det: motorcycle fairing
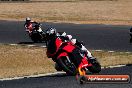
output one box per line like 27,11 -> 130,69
62,42 -> 76,53
47,37 -> 63,58
71,48 -> 93,69
57,52 -> 68,59
27,23 -> 33,31
79,56 -> 92,68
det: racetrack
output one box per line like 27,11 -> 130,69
0,20 -> 132,87
0,20 -> 131,51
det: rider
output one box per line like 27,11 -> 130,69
46,28 -> 93,75
57,31 -> 93,59
46,28 -> 93,59
24,17 -> 43,34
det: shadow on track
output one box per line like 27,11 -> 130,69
17,42 -> 34,44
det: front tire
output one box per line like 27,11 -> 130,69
57,56 -> 77,75
55,63 -> 62,71
88,59 -> 101,73
77,76 -> 87,84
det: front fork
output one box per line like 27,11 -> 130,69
78,67 -> 86,76
76,57 -> 93,84
76,67 -> 87,84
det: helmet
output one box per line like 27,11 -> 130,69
26,17 -> 31,22
66,35 -> 72,40
46,28 -> 56,35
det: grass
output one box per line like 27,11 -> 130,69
0,0 -> 132,25
92,50 -> 132,67
0,45 -> 55,78
0,44 -> 131,78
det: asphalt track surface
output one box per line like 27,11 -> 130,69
0,20 -> 132,51
0,20 -> 132,88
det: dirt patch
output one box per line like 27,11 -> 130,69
0,44 -> 131,78
0,0 -> 132,25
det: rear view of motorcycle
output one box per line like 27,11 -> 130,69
26,23 -> 47,43
130,27 -> 132,43
46,28 -> 101,84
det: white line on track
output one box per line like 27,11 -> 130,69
0,72 -> 65,81
40,46 -> 46,48
2,43 -> 132,54
9,44 -> 18,46
101,65 -> 126,69
9,43 -> 47,48
125,52 -> 131,54
108,51 -> 115,53
93,50 -> 103,52
27,45 -> 36,47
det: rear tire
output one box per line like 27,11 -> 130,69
31,33 -> 42,43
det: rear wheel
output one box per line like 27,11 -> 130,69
57,56 -> 77,75
31,33 -> 42,43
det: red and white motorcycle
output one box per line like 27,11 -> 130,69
46,31 -> 101,76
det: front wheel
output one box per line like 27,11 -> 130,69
55,63 -> 62,71
88,58 -> 101,73
77,76 -> 87,84
57,56 -> 77,75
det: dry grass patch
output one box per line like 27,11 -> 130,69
0,0 -> 132,25
0,44 -> 131,78
0,45 -> 55,78
92,50 -> 132,67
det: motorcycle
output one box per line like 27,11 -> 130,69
46,35 -> 101,76
26,23 -> 47,43
129,28 -> 132,43
130,28 -> 132,37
